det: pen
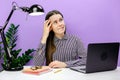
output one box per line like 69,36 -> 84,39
54,69 -> 62,73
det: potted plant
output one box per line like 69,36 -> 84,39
0,23 -> 35,71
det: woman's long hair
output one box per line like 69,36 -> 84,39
45,10 -> 63,65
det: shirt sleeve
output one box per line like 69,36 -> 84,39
65,37 -> 87,67
33,42 -> 46,66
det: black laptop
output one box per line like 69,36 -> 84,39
70,42 -> 119,73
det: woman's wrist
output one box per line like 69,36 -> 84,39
41,36 -> 48,44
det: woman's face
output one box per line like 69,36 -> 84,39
49,14 -> 65,35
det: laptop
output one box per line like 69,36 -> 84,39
70,42 -> 119,73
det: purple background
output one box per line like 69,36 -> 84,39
0,0 -> 120,66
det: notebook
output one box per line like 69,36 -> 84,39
22,66 -> 52,75
70,42 -> 119,73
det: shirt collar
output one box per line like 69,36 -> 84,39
54,34 -> 68,42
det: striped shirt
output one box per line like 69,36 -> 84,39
33,34 -> 87,67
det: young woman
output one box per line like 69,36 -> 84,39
33,10 -> 87,68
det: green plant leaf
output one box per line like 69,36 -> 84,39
11,49 -> 22,58
0,23 -> 36,69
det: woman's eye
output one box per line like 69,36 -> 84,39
59,18 -> 63,22
53,21 -> 57,24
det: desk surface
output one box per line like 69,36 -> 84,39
0,66 -> 120,80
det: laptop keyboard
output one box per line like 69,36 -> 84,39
70,66 -> 86,71
80,68 -> 86,70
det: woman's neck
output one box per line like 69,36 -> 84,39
55,33 -> 64,39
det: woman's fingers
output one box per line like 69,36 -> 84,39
49,62 -> 56,68
48,61 -> 67,68
44,20 -> 52,27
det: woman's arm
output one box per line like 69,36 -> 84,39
65,37 -> 87,67
33,20 -> 52,66
33,42 -> 46,66
48,36 -> 87,68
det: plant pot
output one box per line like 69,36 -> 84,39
3,66 -> 23,71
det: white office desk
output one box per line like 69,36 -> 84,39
0,67 -> 120,80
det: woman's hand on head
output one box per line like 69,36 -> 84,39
41,20 -> 52,44
48,60 -> 67,68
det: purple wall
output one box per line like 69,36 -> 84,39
0,0 -> 120,66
